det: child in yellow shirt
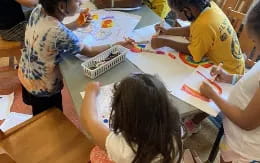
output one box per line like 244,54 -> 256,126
152,0 -> 245,75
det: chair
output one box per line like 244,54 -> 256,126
226,7 -> 245,33
221,0 -> 254,14
226,7 -> 258,67
0,68 -> 20,95
0,37 -> 22,69
0,108 -> 94,163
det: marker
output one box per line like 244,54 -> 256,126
211,62 -> 223,82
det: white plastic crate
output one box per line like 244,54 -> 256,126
81,45 -> 128,79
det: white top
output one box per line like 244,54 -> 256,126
224,61 -> 260,160
106,132 -> 167,163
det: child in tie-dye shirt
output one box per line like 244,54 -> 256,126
18,0 -> 132,115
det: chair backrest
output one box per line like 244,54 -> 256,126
221,0 -> 254,14
226,7 -> 257,66
0,38 -> 22,68
0,108 -> 94,163
227,7 -> 245,33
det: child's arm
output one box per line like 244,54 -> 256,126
166,26 -> 190,37
155,25 -> 190,37
151,37 -> 190,54
16,0 -> 38,7
80,39 -> 134,57
80,44 -> 112,57
209,66 -> 243,84
65,21 -> 81,31
80,82 -> 110,150
200,82 -> 260,130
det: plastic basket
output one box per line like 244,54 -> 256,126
81,45 -> 128,79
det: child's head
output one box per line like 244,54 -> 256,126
167,0 -> 210,21
39,0 -> 81,17
246,0 -> 260,54
110,73 -> 182,163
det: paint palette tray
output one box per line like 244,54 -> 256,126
81,45 -> 128,79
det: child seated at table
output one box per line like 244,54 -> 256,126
200,1 -> 260,161
18,0 -> 133,115
81,74 -> 183,163
152,0 -> 245,135
152,0 -> 245,75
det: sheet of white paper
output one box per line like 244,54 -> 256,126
159,35 -> 190,44
126,51 -> 193,92
104,7 -> 142,11
0,112 -> 32,132
64,10 -> 141,46
174,66 -> 233,116
128,25 -> 156,42
176,19 -> 191,27
80,83 -> 114,128
0,93 -> 14,120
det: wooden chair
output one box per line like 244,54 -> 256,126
221,0 -> 254,14
0,108 -> 94,163
0,37 -> 22,69
226,7 -> 245,33
227,7 -> 257,67
0,68 -> 20,95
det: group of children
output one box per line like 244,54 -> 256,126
6,0 -> 260,162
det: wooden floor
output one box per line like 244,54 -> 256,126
0,58 -> 81,130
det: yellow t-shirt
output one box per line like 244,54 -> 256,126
144,0 -> 170,18
188,2 -> 245,74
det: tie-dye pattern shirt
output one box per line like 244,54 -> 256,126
18,5 -> 82,97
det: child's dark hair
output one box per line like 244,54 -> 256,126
39,0 -> 68,14
168,0 -> 211,11
246,0 -> 260,36
110,73 -> 183,163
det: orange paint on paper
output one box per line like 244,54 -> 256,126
101,19 -> 114,28
181,84 -> 210,102
196,71 -> 222,94
181,70 -> 222,102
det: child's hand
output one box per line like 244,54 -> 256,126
200,82 -> 217,99
85,82 -> 101,96
115,38 -> 136,49
210,66 -> 232,83
76,8 -> 92,27
151,37 -> 166,49
154,24 -> 167,35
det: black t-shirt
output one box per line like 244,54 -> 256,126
0,0 -> 25,30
